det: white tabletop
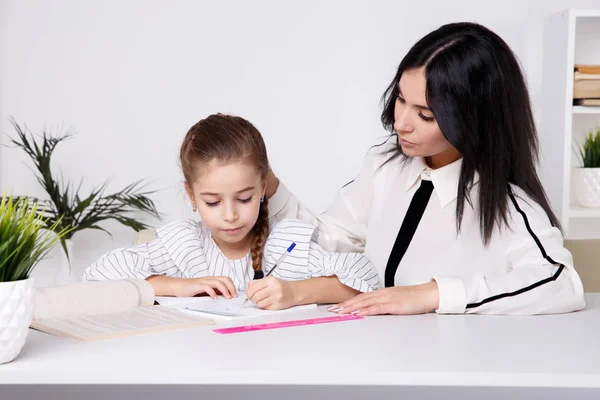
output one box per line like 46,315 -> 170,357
3,294 -> 600,399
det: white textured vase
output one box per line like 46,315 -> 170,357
0,278 -> 35,364
574,168 -> 600,208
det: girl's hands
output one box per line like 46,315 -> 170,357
173,276 -> 238,299
246,276 -> 297,310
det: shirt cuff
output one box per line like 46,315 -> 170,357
268,181 -> 292,217
433,277 -> 467,314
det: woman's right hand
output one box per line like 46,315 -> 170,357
173,276 -> 238,298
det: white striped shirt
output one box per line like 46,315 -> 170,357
84,219 -> 381,293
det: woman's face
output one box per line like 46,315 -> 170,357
393,67 -> 461,168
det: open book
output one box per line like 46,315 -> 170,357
156,294 -> 317,321
31,279 -> 213,342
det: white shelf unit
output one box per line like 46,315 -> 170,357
570,205 -> 600,218
572,106 -> 600,114
541,9 -> 600,239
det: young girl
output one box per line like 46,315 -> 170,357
84,114 -> 380,310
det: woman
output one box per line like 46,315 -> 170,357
266,22 -> 586,315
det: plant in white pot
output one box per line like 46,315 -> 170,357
574,126 -> 600,208
0,195 -> 70,364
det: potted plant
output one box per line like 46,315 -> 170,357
574,126 -> 600,208
0,195 -> 70,364
7,118 -> 161,283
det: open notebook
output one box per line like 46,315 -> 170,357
155,294 -> 317,320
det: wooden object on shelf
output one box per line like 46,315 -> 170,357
573,69 -> 600,99
574,99 -> 600,106
575,64 -> 600,74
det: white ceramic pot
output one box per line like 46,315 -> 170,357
574,168 -> 600,208
0,278 -> 35,364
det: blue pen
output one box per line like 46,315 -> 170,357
265,242 -> 296,277
242,242 -> 296,306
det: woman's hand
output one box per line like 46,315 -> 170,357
171,276 -> 238,298
330,281 -> 440,316
246,276 -> 297,310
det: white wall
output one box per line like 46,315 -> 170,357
2,0 -> 600,281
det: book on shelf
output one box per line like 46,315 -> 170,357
574,98 -> 600,106
575,64 -> 600,74
574,72 -> 600,80
573,65 -> 600,99
573,77 -> 600,99
30,279 -> 213,342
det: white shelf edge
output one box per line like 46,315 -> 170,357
573,106 -> 600,114
572,9 -> 600,18
570,205 -> 600,218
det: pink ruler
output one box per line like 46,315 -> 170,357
213,314 -> 364,334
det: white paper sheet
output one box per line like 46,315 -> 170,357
155,295 -> 316,320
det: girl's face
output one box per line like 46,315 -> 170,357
393,67 -> 461,168
186,160 -> 266,249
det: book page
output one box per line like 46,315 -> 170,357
156,294 -> 317,321
186,295 -> 248,316
33,279 -> 154,321
31,306 -> 213,342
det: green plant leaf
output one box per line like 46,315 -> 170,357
0,193 -> 73,282
579,126 -> 600,168
6,118 -> 162,255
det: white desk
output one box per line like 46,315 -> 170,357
2,294 -> 600,400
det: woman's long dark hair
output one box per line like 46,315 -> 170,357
380,22 -> 560,245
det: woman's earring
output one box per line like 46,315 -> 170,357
260,196 -> 264,203
192,204 -> 197,212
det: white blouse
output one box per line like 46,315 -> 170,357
84,219 -> 381,293
268,140 -> 586,315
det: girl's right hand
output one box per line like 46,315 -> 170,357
173,276 -> 237,299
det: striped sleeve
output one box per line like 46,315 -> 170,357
264,218 -> 381,292
433,186 -> 586,315
263,219 -> 315,281
83,219 -> 210,282
306,241 -> 381,292
83,238 -> 177,281
154,220 -> 210,278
